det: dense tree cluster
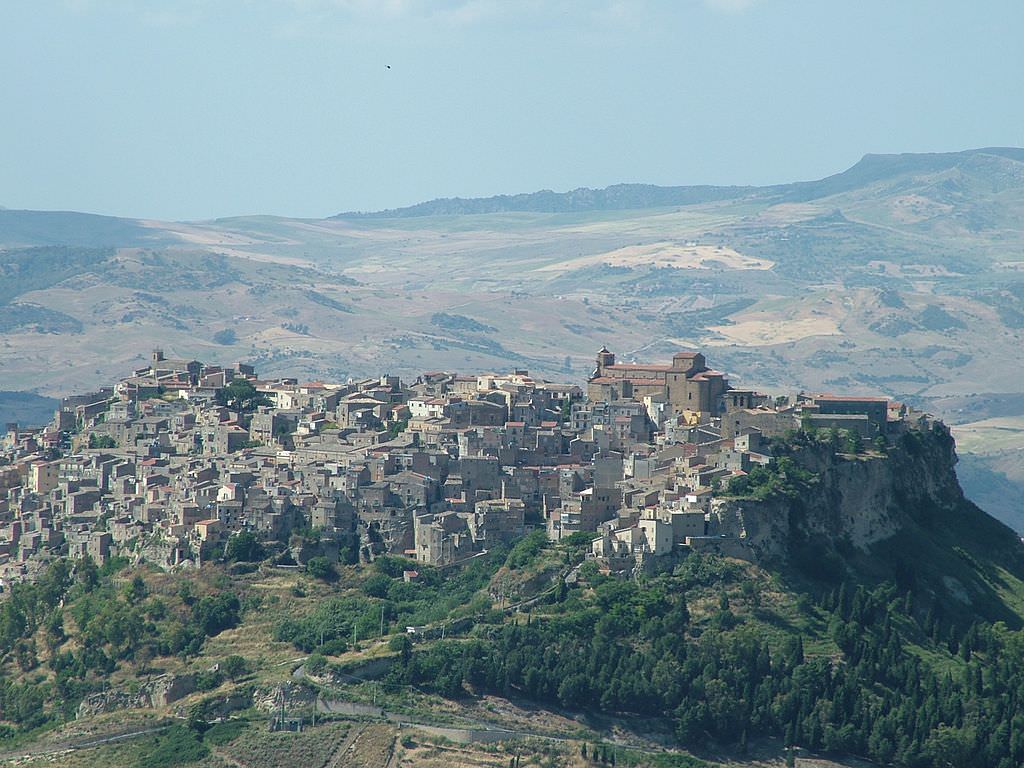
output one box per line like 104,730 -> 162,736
274,552 -> 505,653
225,531 -> 264,563
215,379 -> 271,413
0,558 -> 242,731
381,562 -> 1024,768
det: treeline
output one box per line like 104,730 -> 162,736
383,568 -> 1024,768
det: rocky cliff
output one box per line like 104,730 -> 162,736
710,422 -> 967,563
76,673 -> 196,718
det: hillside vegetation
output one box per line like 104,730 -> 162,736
3,429 -> 1024,768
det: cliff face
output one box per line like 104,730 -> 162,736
709,423 -> 965,563
76,673 -> 196,718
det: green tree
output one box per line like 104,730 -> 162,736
212,329 -> 237,345
88,433 -> 116,449
76,556 -> 99,591
225,531 -> 264,563
388,633 -> 413,666
307,556 -> 336,581
178,580 -> 197,605
192,593 -> 240,637
362,572 -> 391,597
216,379 -> 271,413
221,654 -> 249,680
123,575 -> 148,603
306,652 -> 327,676
844,430 -> 862,454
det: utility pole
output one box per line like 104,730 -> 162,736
380,603 -> 385,638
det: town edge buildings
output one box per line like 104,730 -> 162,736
0,347 -> 913,590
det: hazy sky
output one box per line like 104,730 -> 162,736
2,1 -> 1023,220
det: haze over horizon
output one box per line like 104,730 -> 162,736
3,0 -> 1023,221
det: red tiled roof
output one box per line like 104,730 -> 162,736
606,364 -> 672,372
690,368 -> 725,381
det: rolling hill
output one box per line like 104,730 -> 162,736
1,147 -> 1022,527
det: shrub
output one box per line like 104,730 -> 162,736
306,653 -> 327,676
307,557 -> 336,581
362,573 -> 392,597
195,669 -> 223,691
226,532 -> 264,563
137,725 -> 210,767
212,329 -> 237,345
221,654 -> 249,680
505,530 -> 548,570
192,593 -> 241,637
203,719 -> 249,747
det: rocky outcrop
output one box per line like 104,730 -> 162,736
291,538 -> 340,566
76,673 -> 196,718
708,423 -> 964,562
253,682 -> 318,713
76,689 -> 150,718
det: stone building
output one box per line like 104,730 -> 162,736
589,348 -> 729,417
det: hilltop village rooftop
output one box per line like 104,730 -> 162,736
0,348 -> 917,585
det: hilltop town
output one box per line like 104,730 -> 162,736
0,347 -> 921,587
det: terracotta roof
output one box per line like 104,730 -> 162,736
691,367 -> 725,378
605,364 -> 672,372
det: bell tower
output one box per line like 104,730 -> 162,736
596,346 -> 615,376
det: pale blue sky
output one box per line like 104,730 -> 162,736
2,1 -> 1022,221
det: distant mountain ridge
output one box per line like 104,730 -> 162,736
0,209 -> 178,248
3,147 -> 1021,228
334,146 -> 1024,218
2,145 -> 1024,533
334,182 -> 759,218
